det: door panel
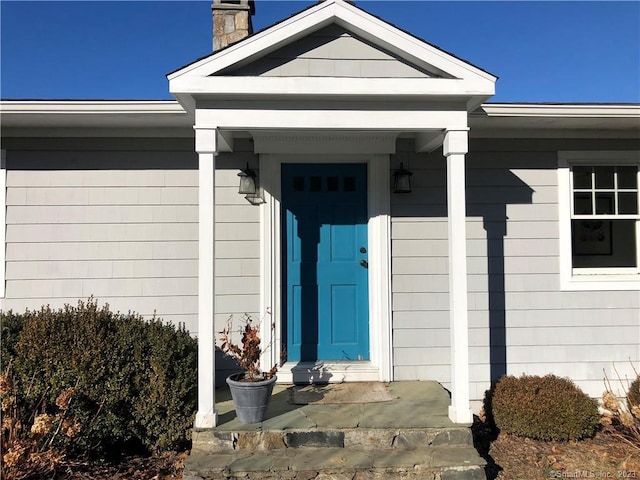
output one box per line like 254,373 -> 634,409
282,163 -> 369,362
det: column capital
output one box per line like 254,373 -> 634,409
195,127 -> 219,155
443,129 -> 469,157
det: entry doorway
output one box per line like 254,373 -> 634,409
281,163 -> 370,362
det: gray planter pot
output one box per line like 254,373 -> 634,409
226,373 -> 277,424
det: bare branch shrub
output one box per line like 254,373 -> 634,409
602,363 -> 640,451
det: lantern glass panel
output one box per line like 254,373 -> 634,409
239,175 -> 256,195
394,174 -> 411,193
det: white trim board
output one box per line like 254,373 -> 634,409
258,153 -> 392,383
0,150 -> 6,299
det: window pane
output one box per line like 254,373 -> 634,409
594,166 -> 615,189
612,220 -> 637,267
595,193 -> 614,214
574,193 -> 592,214
344,177 -> 356,192
572,220 -> 637,268
293,176 -> 304,192
619,192 -> 638,214
573,166 -> 592,189
327,176 -> 339,192
572,219 -> 609,252
310,176 -> 322,192
618,166 -> 638,189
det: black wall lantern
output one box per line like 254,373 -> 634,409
393,162 -> 413,193
238,163 -> 257,195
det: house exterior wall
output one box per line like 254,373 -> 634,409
2,134 -> 638,399
1,138 -> 201,334
1,136 -> 260,383
224,25 -> 433,78
391,137 -> 640,400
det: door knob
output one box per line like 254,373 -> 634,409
360,259 -> 368,269
360,247 -> 367,254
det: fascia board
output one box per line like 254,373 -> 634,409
1,127 -> 194,138
478,103 -> 640,118
1,100 -> 185,114
0,100 -> 192,131
170,76 -> 495,98
168,0 -> 496,88
469,125 -> 640,138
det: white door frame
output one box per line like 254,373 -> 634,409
258,152 -> 392,383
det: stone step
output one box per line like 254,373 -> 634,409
192,426 -> 473,452
184,445 -> 486,480
186,382 -> 486,479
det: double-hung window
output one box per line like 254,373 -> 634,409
559,151 -> 640,290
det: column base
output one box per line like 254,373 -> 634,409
448,405 -> 473,425
195,410 -> 218,429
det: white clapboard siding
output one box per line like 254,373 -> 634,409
213,147 -> 261,334
6,223 -> 198,243
1,295 -> 198,325
226,25 -> 432,79
391,138 -> 640,400
3,147 -> 200,335
3,141 -> 261,339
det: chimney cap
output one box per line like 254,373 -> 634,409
212,0 -> 255,14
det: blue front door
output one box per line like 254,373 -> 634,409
282,164 -> 369,362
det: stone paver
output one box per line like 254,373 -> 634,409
370,448 -> 430,469
228,452 -> 274,472
289,448 -> 374,471
431,447 -> 487,467
302,403 -> 362,428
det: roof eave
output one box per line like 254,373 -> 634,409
2,101 -> 637,134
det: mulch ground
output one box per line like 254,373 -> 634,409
474,419 -> 640,480
56,451 -> 186,480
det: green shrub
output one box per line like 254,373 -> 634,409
489,374 -> 599,441
0,311 -> 24,371
1,299 -> 196,457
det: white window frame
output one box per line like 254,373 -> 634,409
558,151 -> 640,291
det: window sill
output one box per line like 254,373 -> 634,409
561,271 -> 640,291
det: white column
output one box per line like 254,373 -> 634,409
443,129 -> 473,424
195,128 -> 218,428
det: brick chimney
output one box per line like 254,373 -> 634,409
212,0 -> 255,51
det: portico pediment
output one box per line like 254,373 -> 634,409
168,0 -> 496,112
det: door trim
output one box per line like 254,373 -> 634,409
259,153 -> 392,383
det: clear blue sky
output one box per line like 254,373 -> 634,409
1,1 -> 639,103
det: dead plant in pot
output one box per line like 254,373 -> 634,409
218,314 -> 278,423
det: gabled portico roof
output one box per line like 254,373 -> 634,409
168,0 -> 496,113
